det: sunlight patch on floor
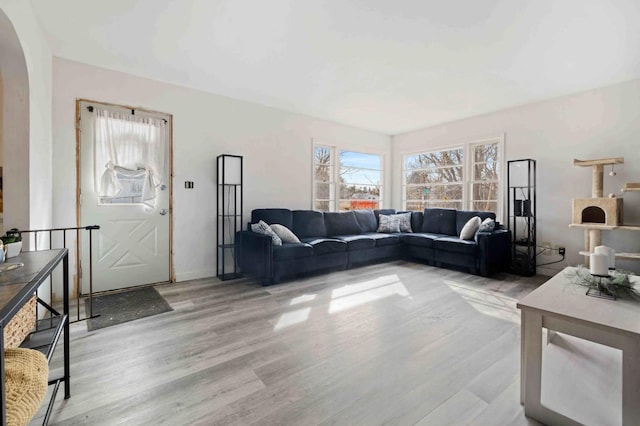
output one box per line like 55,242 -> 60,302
273,307 -> 312,331
290,294 -> 316,306
444,280 -> 520,324
329,274 -> 409,314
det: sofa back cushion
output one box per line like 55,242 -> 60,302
251,209 -> 292,229
324,211 -> 362,236
292,210 -> 327,238
422,208 -> 457,235
456,210 -> 496,235
373,209 -> 396,226
353,210 -> 377,233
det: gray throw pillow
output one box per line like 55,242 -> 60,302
251,220 -> 282,246
270,224 -> 301,243
459,216 -> 481,240
396,212 -> 412,233
377,214 -> 401,233
478,217 -> 495,232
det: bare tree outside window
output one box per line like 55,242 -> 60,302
470,142 -> 500,212
404,148 -> 464,210
403,140 -> 501,214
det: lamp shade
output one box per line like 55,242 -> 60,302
218,155 -> 242,185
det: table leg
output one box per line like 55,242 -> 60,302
622,340 -> 640,425
522,309 -> 543,416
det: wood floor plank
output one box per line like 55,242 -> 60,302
35,261 -> 547,425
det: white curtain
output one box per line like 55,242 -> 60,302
93,107 -> 166,207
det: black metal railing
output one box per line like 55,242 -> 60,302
9,225 -> 100,322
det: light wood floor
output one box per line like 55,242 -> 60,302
36,260 -> 550,425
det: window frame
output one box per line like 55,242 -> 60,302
312,142 -> 385,212
401,135 -> 504,219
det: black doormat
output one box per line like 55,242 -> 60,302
85,287 -> 173,331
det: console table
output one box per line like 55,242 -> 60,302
0,249 -> 70,425
517,266 -> 640,425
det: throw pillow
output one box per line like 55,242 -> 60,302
396,212 -> 412,233
270,224 -> 301,243
377,214 -> 401,233
251,220 -> 282,246
459,216 -> 481,240
478,217 -> 495,233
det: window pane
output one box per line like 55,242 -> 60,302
472,182 -> 498,203
405,166 -> 463,183
474,143 -> 498,163
340,198 -> 380,211
472,201 -> 498,212
429,200 -> 462,209
341,169 -> 381,186
406,149 -> 463,170
473,163 -> 499,181
339,151 -> 381,169
315,200 -> 330,211
315,182 -> 332,200
314,146 -> 332,183
405,201 -> 425,211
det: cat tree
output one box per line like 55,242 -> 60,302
569,156 -> 640,264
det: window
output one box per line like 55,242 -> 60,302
402,137 -> 502,215
403,147 -> 464,211
313,145 -> 383,211
469,141 -> 500,213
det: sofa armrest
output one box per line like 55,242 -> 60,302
236,231 -> 273,285
476,228 -> 511,276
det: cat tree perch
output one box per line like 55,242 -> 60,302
569,156 -> 640,263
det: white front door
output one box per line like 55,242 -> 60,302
79,100 -> 171,292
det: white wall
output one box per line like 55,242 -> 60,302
0,1 -> 53,233
52,58 -> 391,281
392,79 -> 640,275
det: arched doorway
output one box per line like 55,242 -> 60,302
0,9 -> 30,234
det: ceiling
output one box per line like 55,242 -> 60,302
31,0 -> 640,135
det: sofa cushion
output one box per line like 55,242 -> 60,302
335,235 -> 376,251
292,210 -> 327,238
456,210 -> 496,235
270,224 -> 301,243
433,237 -> 478,255
251,220 -> 282,246
353,209 -> 377,233
324,211 -> 362,236
363,233 -> 400,247
251,209 -> 293,230
459,216 -> 481,240
401,233 -> 447,248
377,214 -> 401,233
422,208 -> 457,235
300,237 -> 347,255
273,243 -> 314,261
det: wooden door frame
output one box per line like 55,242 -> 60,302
75,98 -> 175,285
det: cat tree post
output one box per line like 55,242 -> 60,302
571,157 -> 624,266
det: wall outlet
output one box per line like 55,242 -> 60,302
540,241 -> 552,256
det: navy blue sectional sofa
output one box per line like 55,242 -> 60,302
236,208 -> 510,285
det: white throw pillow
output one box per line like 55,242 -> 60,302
270,224 -> 301,244
460,216 -> 481,240
251,220 -> 282,246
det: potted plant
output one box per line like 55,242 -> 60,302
1,229 -> 22,259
